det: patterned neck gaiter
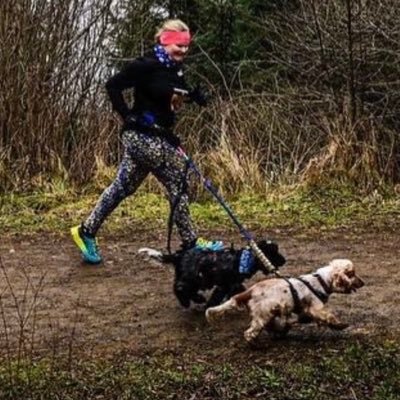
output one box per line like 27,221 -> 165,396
154,44 -> 176,68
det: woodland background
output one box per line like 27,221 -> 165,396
1,0 -> 399,195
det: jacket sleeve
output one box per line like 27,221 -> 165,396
105,57 -> 152,120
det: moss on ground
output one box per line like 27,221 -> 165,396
1,185 -> 399,235
0,339 -> 398,400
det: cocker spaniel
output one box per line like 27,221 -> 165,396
139,239 -> 286,308
206,259 -> 364,342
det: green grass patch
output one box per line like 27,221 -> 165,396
0,339 -> 398,399
1,184 -> 399,235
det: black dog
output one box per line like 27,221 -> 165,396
139,240 -> 286,308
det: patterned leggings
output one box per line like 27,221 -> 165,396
83,130 -> 197,245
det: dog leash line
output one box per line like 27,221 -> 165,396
177,147 -> 279,276
248,239 -> 282,277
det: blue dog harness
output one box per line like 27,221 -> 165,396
239,248 -> 255,274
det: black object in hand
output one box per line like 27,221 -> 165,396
189,84 -> 208,107
124,113 -> 137,128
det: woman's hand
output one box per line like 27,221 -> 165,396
171,93 -> 185,111
189,84 -> 208,107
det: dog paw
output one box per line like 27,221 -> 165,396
205,308 -> 217,323
176,295 -> 191,308
269,324 -> 290,338
137,247 -> 163,261
271,330 -> 289,340
244,330 -> 259,343
329,322 -> 350,330
298,315 -> 313,324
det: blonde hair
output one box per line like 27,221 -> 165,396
154,19 -> 190,42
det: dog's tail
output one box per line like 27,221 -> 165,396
138,247 -> 178,264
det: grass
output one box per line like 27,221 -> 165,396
0,339 -> 398,399
0,183 -> 399,236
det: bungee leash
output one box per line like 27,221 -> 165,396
176,147 -> 280,277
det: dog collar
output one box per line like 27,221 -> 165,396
239,248 -> 254,274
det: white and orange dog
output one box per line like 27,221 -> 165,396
206,259 -> 364,342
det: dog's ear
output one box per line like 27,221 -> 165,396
256,239 -> 277,252
256,239 -> 286,268
271,253 -> 286,268
332,270 -> 353,292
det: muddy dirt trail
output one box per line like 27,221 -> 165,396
0,227 -> 399,359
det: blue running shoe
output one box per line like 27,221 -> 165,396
195,237 -> 224,252
71,225 -> 102,264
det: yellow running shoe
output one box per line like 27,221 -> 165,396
71,225 -> 102,264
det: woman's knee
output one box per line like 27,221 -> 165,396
169,191 -> 189,208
